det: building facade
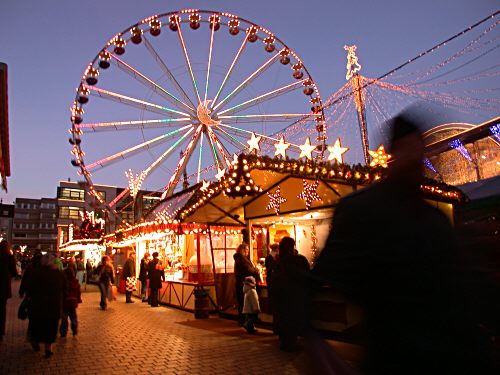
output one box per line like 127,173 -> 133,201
12,198 -> 57,251
0,203 -> 14,243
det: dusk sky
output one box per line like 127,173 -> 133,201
1,0 -> 498,203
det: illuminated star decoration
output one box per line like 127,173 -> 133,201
490,124 -> 500,143
274,136 -> 290,158
297,180 -> 322,210
368,144 -> 391,168
215,167 -> 226,181
266,186 -> 287,215
327,138 -> 349,163
125,169 -> 147,198
247,132 -> 262,153
200,180 -> 210,192
298,137 -> 316,160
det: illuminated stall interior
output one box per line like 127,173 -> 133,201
59,239 -> 106,267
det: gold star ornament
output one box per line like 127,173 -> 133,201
247,132 -> 262,153
274,136 -> 290,158
368,144 -> 391,168
298,137 -> 317,160
327,138 -> 349,163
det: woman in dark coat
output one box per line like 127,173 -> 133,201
0,240 -> 17,342
147,252 -> 164,307
138,252 -> 150,302
233,243 -> 260,326
24,254 -> 65,358
272,237 -> 310,351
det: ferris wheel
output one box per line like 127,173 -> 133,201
69,9 -> 326,215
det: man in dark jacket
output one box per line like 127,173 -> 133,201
313,110 -> 499,374
148,252 -> 164,307
0,240 -> 17,342
121,251 -> 136,303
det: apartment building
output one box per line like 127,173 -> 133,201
0,203 -> 14,242
12,197 -> 57,251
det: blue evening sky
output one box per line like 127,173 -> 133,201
0,0 -> 497,203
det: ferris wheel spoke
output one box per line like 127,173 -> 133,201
204,128 -> 222,169
213,126 -> 248,150
204,24 -> 216,102
85,85 -> 192,117
218,113 -> 321,124
107,50 -> 195,113
212,49 -> 284,112
196,135 -> 204,183
206,126 -> 232,167
142,36 -> 196,110
161,125 -> 204,199
211,33 -> 250,108
85,124 -> 194,171
76,118 -> 192,133
217,79 -> 307,116
175,18 -> 202,105
217,123 -> 280,146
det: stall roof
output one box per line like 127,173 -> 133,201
146,153 -> 465,225
59,239 -> 105,252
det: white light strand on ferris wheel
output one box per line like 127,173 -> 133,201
85,124 -> 193,171
142,36 -> 196,109
197,135 -> 204,184
217,79 -> 307,115
106,50 -> 195,113
211,32 -> 250,108
174,17 -> 202,105
83,85 -> 191,117
204,18 -> 216,102
205,125 -> 232,167
218,113 -> 321,123
161,125 -> 204,199
75,118 -> 192,132
212,48 -> 284,112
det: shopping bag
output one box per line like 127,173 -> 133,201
126,277 -> 137,292
107,284 -> 117,302
18,298 -> 29,320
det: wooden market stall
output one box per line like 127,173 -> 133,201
148,153 -> 465,332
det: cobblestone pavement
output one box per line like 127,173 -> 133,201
0,280 -> 361,375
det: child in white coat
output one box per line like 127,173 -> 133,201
242,276 -> 260,334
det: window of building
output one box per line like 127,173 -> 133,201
13,233 -> 27,238
59,206 -> 83,220
41,203 -> 56,209
97,191 -> 106,201
58,187 -> 85,201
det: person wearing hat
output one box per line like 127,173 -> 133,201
242,276 -> 260,334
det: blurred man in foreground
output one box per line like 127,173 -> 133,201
313,109 -> 499,374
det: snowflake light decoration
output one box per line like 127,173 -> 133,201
266,186 -> 287,215
297,180 -> 322,210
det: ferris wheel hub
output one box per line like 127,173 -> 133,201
196,99 -> 221,126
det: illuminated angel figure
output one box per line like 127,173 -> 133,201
344,44 -> 362,80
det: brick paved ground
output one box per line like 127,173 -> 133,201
0,280 -> 361,375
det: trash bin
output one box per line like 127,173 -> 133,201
194,287 -> 210,319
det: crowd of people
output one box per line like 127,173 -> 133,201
1,110 -> 499,371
